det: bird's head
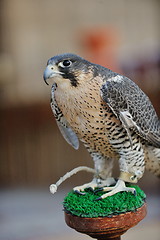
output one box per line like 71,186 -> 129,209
43,53 -> 95,88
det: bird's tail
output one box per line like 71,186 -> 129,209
145,146 -> 160,177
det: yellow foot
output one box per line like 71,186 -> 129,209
95,180 -> 136,200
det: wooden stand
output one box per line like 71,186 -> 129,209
65,203 -> 147,240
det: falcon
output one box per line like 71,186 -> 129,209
43,53 -> 160,199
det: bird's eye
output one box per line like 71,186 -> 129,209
58,60 -> 72,68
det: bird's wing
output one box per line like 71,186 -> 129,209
50,84 -> 79,150
100,74 -> 160,148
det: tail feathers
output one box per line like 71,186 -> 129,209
145,146 -> 160,178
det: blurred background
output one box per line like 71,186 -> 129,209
0,0 -> 160,239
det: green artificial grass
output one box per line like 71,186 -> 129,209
63,184 -> 146,218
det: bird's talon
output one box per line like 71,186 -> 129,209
95,180 -> 137,199
133,189 -> 137,196
74,190 -> 86,195
94,187 -> 103,193
94,196 -> 102,201
87,187 -> 95,192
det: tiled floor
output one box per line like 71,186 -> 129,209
0,187 -> 159,240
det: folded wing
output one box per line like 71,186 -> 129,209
100,74 -> 160,148
50,84 -> 79,150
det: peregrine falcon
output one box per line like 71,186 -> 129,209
43,53 -> 160,199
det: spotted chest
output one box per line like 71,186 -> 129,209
54,78 -> 120,158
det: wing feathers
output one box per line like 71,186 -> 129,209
101,75 -> 160,148
56,121 -> 79,149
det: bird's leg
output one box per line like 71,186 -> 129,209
96,179 -> 136,200
74,155 -> 116,194
95,143 -> 146,199
73,178 -> 99,194
97,177 -> 116,188
73,177 -> 116,194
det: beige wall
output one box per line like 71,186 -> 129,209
0,0 -> 159,106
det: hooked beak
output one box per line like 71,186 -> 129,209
43,65 -> 55,85
43,64 -> 64,85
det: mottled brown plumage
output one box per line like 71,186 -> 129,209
43,53 -> 160,198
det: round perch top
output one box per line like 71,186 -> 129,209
63,184 -> 146,218
64,204 -> 147,239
